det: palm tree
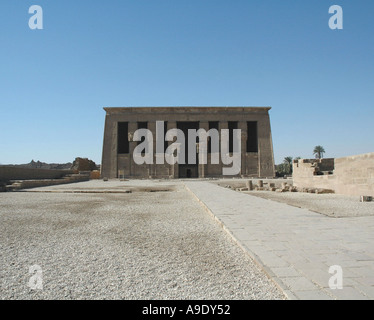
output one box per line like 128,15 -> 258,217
313,146 -> 325,159
284,156 -> 293,165
283,156 -> 293,174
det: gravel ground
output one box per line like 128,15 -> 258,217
0,181 -> 285,300
245,190 -> 374,218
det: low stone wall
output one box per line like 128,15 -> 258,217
293,153 -> 374,197
0,166 -> 74,181
5,174 -> 90,191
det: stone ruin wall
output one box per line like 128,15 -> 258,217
293,152 -> 374,197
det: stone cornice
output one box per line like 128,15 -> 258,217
103,106 -> 272,115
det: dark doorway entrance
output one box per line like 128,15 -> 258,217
177,121 -> 199,178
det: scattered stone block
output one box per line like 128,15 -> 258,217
315,188 -> 334,194
103,177 -> 108,182
258,180 -> 264,188
246,180 -> 254,191
269,183 -> 275,188
360,196 -> 373,202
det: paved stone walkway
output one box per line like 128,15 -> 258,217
185,181 -> 374,300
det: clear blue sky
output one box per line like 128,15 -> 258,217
1,0 -> 373,165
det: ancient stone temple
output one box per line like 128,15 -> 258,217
101,107 -> 275,179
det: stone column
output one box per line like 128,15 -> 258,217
128,122 -> 138,177
199,121 -> 209,178
148,121 -> 157,178
101,116 -> 118,179
257,114 -> 275,178
219,121 -> 228,175
167,121 -> 178,178
219,122 -> 228,137
238,121 -> 247,177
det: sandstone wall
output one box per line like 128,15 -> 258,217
0,166 -> 74,181
293,153 -> 374,197
334,153 -> 374,196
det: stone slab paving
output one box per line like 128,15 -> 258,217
184,181 -> 374,300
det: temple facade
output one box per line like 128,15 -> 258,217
101,107 -> 275,179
